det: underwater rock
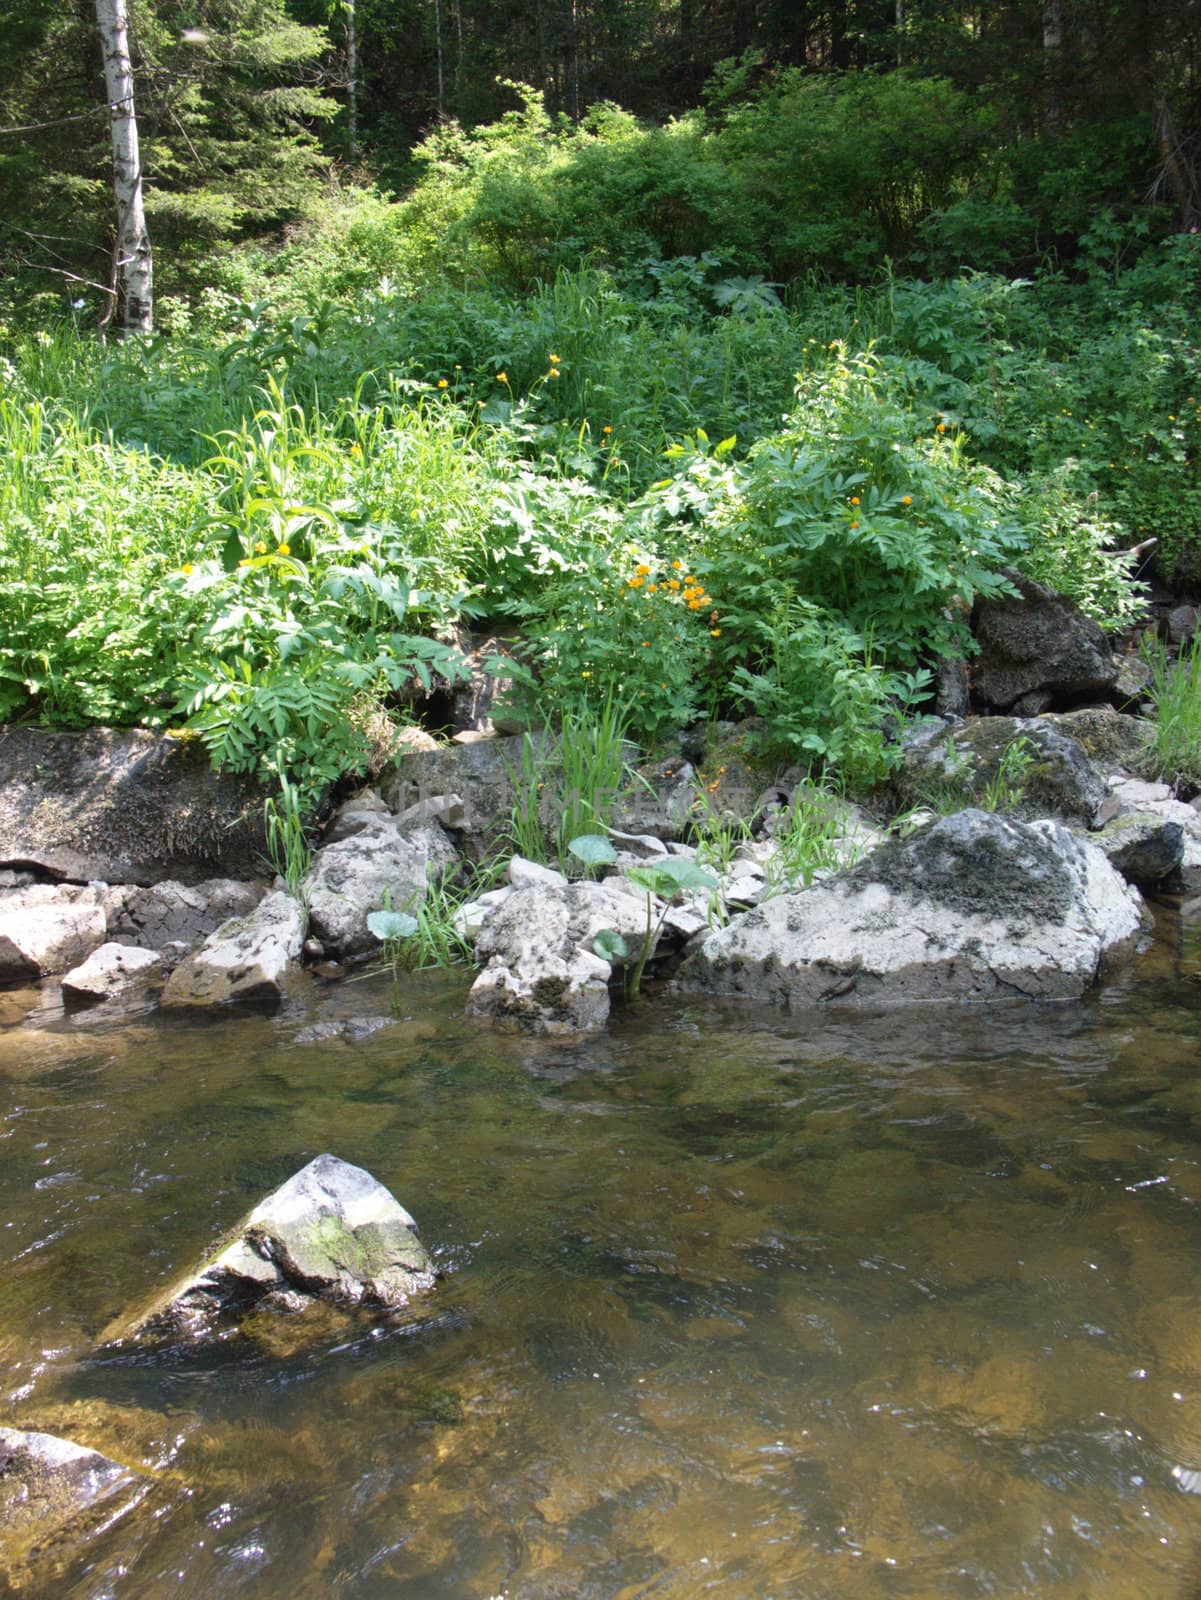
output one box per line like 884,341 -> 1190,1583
0,1425 -> 148,1578
103,1153 -> 434,1345
679,809 -> 1142,1008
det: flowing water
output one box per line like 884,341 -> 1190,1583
3,905 -> 1201,1599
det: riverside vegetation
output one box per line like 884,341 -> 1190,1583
2,81 -> 1200,897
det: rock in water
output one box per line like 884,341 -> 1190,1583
679,809 -> 1142,1008
0,1426 -> 147,1571
160,889 -> 304,1007
104,1154 -> 434,1345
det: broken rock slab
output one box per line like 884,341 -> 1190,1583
0,901 -> 107,987
62,942 -> 164,1006
160,889 -> 305,1008
103,1153 -> 434,1346
679,809 -> 1143,1009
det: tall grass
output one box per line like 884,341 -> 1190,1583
1144,631 -> 1201,792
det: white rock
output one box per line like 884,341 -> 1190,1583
62,942 -> 162,1004
681,809 -> 1142,1008
0,902 -> 107,984
304,817 -> 457,958
160,890 -> 305,1007
507,855 -> 568,890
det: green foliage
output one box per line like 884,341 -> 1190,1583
1143,631 -> 1201,793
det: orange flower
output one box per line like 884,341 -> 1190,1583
901,495 -> 912,505
850,496 -> 860,506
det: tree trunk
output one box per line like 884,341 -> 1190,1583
94,0 -> 152,335
347,0 -> 358,160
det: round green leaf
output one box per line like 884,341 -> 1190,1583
367,909 -> 419,942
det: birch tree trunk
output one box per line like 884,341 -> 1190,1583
95,0 -> 152,334
347,0 -> 358,160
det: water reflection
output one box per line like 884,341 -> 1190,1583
2,927 -> 1201,1596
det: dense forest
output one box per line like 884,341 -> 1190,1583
2,0 -> 1200,831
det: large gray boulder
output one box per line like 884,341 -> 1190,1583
467,880 -> 651,1033
160,889 -> 305,1007
0,727 -> 267,885
303,817 -> 457,959
0,1426 -> 147,1570
679,809 -> 1142,1008
382,733 -> 539,860
103,1154 -> 434,1346
895,717 -> 1107,825
971,570 -> 1119,712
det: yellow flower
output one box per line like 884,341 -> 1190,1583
180,562 -> 193,576
549,369 -> 560,379
602,425 -> 612,435
850,521 -> 859,530
255,540 -> 267,554
850,496 -> 860,506
635,562 -> 651,576
667,579 -> 681,591
936,423 -> 947,433
496,371 -> 508,383
437,378 -> 449,389
688,598 -> 703,610
549,353 -> 560,364
628,576 -> 644,589
709,627 -> 721,637
349,442 -> 362,457
641,641 -> 650,648
671,558 -> 683,570
901,495 -> 912,505
278,542 -> 291,557
647,584 -> 658,594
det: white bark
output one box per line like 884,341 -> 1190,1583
95,0 -> 152,334
347,0 -> 358,160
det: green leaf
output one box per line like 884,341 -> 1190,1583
568,833 -> 618,867
367,909 -> 419,942
626,857 -> 717,897
592,928 -> 629,962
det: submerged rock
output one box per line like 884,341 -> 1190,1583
679,809 -> 1142,1009
160,889 -> 305,1007
104,1153 -> 435,1345
0,1425 -> 148,1575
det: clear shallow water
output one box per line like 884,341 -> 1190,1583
2,910 -> 1201,1599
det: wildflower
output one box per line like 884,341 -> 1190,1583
437,378 -> 448,389
549,369 -> 560,379
850,521 -> 859,530
688,598 -> 703,610
936,423 -> 947,433
635,563 -> 651,576
349,442 -> 362,457
496,371 -> 508,383
628,576 -> 644,589
667,579 -> 681,591
278,543 -> 291,556
454,363 -> 462,370
255,540 -> 267,554
901,495 -> 912,505
602,425 -> 612,435
850,496 -> 860,506
709,627 -> 721,637
180,562 -> 193,576
549,353 -> 560,364
581,670 -> 592,679
642,641 -> 650,648
647,584 -> 658,594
